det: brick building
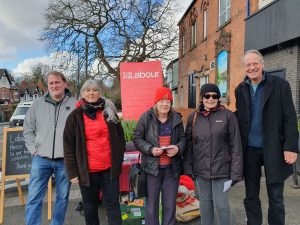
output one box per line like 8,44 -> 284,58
177,0 -> 247,110
245,0 -> 300,114
0,69 -> 20,104
165,58 -> 179,107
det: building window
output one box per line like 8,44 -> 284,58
181,34 -> 185,56
172,89 -> 178,108
180,86 -> 184,107
219,0 -> 231,27
191,21 -> 197,49
5,91 -> 9,99
200,76 -> 208,88
203,10 -> 207,39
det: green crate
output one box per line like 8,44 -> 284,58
122,218 -> 145,225
129,210 -> 145,219
120,198 -> 146,213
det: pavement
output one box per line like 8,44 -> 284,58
1,175 -> 300,225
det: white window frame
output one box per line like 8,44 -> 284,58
259,0 -> 274,9
219,0 -> 231,26
200,76 -> 209,88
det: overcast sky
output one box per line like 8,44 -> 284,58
0,0 -> 193,75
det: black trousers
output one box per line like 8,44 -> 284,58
244,148 -> 285,225
79,170 -> 121,225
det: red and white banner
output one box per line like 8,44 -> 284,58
120,61 -> 163,121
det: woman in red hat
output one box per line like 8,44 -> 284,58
134,87 -> 186,225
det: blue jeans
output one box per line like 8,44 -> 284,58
26,156 -> 70,225
195,176 -> 231,225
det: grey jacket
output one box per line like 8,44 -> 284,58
133,108 -> 186,177
184,108 -> 243,182
23,90 -> 76,159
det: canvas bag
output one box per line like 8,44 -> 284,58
129,163 -> 147,198
176,185 -> 200,222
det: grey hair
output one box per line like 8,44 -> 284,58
80,79 -> 101,97
242,49 -> 264,65
80,79 -> 118,122
103,98 -> 119,123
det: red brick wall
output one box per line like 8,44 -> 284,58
178,0 -> 247,111
249,0 -> 259,15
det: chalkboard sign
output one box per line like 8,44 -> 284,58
0,127 -> 53,224
2,127 -> 32,178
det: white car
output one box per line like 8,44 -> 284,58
9,101 -> 33,127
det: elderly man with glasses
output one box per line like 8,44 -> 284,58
235,50 -> 299,225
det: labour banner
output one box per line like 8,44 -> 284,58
120,61 -> 163,121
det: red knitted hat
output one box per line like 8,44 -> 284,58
154,87 -> 173,104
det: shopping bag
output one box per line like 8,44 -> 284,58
175,185 -> 200,222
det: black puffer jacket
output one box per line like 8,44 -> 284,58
183,108 -> 243,181
133,108 -> 186,177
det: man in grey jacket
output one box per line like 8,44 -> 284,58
23,71 -> 76,225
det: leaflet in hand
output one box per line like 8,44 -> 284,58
223,180 -> 232,192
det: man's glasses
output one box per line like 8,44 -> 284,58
203,94 -> 218,100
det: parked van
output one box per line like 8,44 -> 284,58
9,101 -> 33,127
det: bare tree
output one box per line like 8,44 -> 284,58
41,0 -> 178,81
17,63 -> 51,86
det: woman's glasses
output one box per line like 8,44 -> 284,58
203,94 -> 218,100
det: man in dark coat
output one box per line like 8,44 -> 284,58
235,49 -> 299,225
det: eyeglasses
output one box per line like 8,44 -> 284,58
245,62 -> 260,68
203,94 -> 218,99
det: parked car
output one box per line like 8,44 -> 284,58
9,101 -> 33,127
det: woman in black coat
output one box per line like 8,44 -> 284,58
133,87 -> 186,225
184,83 -> 243,225
64,79 -> 125,225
